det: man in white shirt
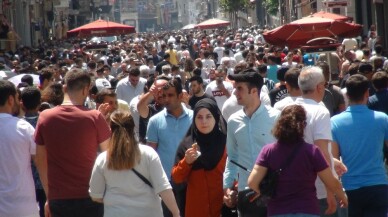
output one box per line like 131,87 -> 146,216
213,40 -> 225,64
296,66 -> 346,217
274,67 -> 302,111
0,80 -> 39,217
116,67 -> 147,105
342,38 -> 358,51
205,69 -> 233,110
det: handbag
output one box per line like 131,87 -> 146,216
132,168 -> 153,188
231,144 -> 302,216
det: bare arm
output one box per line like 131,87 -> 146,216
99,138 -> 110,152
330,141 -> 348,179
318,168 -> 348,208
91,198 -> 103,203
315,139 -> 337,214
137,92 -> 153,118
159,189 -> 180,217
247,164 -> 268,194
314,139 -> 332,167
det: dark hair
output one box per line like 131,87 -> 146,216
171,64 -> 180,72
272,105 -> 306,144
362,48 -> 370,57
87,61 -> 97,69
277,66 -> 289,81
39,68 -> 54,85
129,67 -> 140,76
163,77 -> 182,95
345,74 -> 369,102
285,67 -> 301,89
21,74 -> 34,86
95,88 -> 117,104
239,69 -> 264,92
0,80 -> 17,106
371,71 -> 388,90
257,64 -> 267,74
203,50 -> 210,58
41,83 -> 64,106
234,62 -> 248,74
242,50 -> 250,59
374,44 -> 383,54
189,75 -> 203,84
64,68 -> 91,92
348,62 -> 360,76
21,86 -> 41,110
193,68 -> 202,76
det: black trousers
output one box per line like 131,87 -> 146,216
346,184 -> 388,217
49,198 -> 103,217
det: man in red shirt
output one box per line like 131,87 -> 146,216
35,68 -> 111,217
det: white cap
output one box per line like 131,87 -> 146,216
95,78 -> 111,92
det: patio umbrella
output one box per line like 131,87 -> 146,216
263,16 -> 362,49
67,19 -> 136,38
312,11 -> 353,22
182,24 -> 196,30
195,18 -> 230,29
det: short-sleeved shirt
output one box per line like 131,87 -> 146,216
267,65 -> 281,83
223,105 -> 280,190
331,105 -> 388,190
294,97 -> 333,199
256,142 -> 328,216
188,93 -> 216,109
89,145 -> 171,217
368,89 -> 388,114
269,84 -> 288,106
205,80 -> 233,110
0,114 -> 39,217
115,77 -> 147,105
34,105 -> 111,199
146,106 -> 193,179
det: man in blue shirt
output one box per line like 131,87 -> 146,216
146,78 -> 193,217
223,69 -> 279,216
331,74 -> 388,217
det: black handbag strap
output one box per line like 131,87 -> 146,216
230,143 -> 303,173
132,168 -> 153,188
277,143 -> 303,172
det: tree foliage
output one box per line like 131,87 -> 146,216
263,0 -> 279,15
219,0 -> 249,12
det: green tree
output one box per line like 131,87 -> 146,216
219,0 -> 250,28
263,0 -> 279,16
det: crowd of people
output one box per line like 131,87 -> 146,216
0,25 -> 387,217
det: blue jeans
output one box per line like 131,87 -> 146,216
319,198 -> 348,217
49,198 -> 103,217
346,184 -> 388,217
271,214 -> 319,217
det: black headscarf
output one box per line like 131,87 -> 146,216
175,98 -> 227,171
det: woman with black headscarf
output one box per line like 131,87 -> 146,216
172,98 -> 227,217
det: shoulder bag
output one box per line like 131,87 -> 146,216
231,143 -> 302,217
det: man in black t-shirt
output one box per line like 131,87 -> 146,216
188,76 -> 216,109
269,66 -> 289,106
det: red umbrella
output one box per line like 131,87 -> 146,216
195,18 -> 230,30
263,16 -> 362,49
312,11 -> 353,22
67,19 -> 136,38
